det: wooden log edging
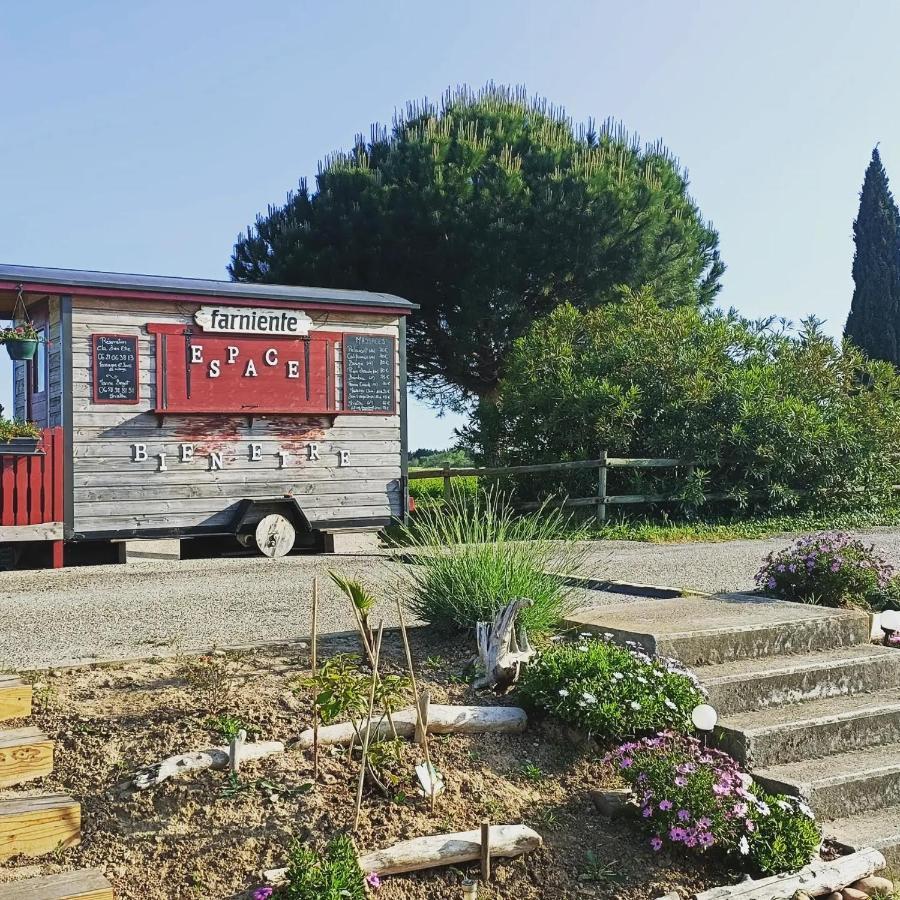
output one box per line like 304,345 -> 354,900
295,704 -> 528,749
690,847 -> 885,900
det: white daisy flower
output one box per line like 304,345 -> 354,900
738,836 -> 750,855
558,689 -> 569,697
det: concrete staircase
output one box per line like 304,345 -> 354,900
566,592 -> 900,865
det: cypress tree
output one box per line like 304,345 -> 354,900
845,147 -> 900,363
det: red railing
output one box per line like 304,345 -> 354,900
0,427 -> 64,527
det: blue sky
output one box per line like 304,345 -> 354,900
2,0 -> 898,449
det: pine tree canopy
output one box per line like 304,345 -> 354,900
229,84 -> 724,409
845,147 -> 900,364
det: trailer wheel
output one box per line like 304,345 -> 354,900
254,514 -> 296,558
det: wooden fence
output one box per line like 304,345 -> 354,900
0,428 -> 64,529
408,454 -> 716,523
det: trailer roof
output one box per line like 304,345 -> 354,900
0,263 -> 417,312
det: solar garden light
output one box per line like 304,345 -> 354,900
692,704 -> 718,747
881,609 -> 900,646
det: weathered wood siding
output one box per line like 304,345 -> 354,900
70,296 -> 403,536
13,298 -> 62,428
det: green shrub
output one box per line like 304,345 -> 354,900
0,417 -> 40,441
518,636 -> 704,740
277,833 -> 366,899
465,293 -> 900,514
608,732 -> 821,875
391,487 -> 585,634
756,531 -> 900,610
408,475 -> 479,503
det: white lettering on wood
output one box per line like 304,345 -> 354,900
287,360 -> 299,378
249,443 -> 262,461
209,359 -> 220,378
157,452 -> 168,472
264,348 -> 278,366
132,443 -> 148,462
209,451 -> 223,471
191,345 -> 203,364
244,359 -> 258,377
277,450 -> 290,469
307,443 -> 319,461
227,346 -> 239,364
338,450 -> 351,467
180,443 -> 194,462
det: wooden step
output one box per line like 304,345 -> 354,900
0,793 -> 80,860
0,868 -> 113,899
0,727 -> 53,787
0,676 -> 31,721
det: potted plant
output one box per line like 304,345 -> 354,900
0,417 -> 41,454
0,322 -> 41,361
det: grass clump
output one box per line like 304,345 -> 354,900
518,636 -> 704,741
277,833 -> 366,899
391,487 -> 586,634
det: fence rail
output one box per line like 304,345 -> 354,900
0,428 -> 64,528
408,454 -> 696,523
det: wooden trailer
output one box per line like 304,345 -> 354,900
0,264 -> 415,566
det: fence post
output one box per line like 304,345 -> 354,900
443,464 -> 452,503
596,450 -> 607,524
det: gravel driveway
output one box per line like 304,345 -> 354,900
5,527 -> 900,670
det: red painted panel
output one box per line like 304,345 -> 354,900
51,428 -> 64,522
28,455 -> 42,523
150,325 -> 344,414
14,457 -> 28,525
0,461 -> 13,524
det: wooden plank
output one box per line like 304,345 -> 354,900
0,459 -> 13,524
0,523 -> 64,542
14,457 -> 28,526
27,455 -> 43,524
0,676 -> 32,720
409,457 -> 692,479
0,793 -> 80,860
71,453 -> 400,473
0,869 -> 113,900
73,480 -> 399,502
73,466 -> 401,488
0,726 -> 54,787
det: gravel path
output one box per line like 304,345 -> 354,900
2,554 -> 410,670
6,527 -> 900,669
568,527 -> 900,595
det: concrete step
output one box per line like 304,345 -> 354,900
753,742 -> 900,821
564,594 -> 871,666
716,688 -> 900,767
697,644 -> 900,715
824,803 -> 900,868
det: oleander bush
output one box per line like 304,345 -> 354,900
607,732 -> 821,875
756,531 -> 900,610
518,636 -> 705,740
392,486 -> 586,634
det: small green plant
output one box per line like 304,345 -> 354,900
329,571 -> 377,652
519,760 -> 544,783
757,532 -> 900,610
178,653 -> 236,714
278,833 -> 367,899
579,851 -> 621,884
518,635 -> 705,742
390,486 -> 587,634
205,713 -> 247,741
0,322 -> 42,343
532,807 -> 559,830
0,417 -> 40,442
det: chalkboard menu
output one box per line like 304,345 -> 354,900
92,334 -> 140,404
343,334 -> 395,413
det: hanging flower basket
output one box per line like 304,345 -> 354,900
0,323 -> 41,361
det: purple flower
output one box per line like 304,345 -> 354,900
642,805 -> 654,818
698,831 -> 714,848
677,809 -> 690,821
253,889 -> 274,900
364,871 -> 381,889
669,826 -> 687,842
659,799 -> 673,811
619,757 -> 633,769
697,817 -> 712,829
650,836 -> 663,851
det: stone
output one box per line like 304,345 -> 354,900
792,892 -> 813,900
117,537 -> 181,563
823,894 -> 842,900
590,788 -> 630,816
842,889 -> 870,900
849,876 -> 895,896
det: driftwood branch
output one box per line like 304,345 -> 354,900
126,739 -> 284,790
474,598 -> 537,690
693,847 -> 886,899
296,704 -> 527,749
263,824 -> 541,883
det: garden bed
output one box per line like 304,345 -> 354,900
7,630 -> 724,899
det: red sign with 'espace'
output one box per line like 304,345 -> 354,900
148,324 -> 341,414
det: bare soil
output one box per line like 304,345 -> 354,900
2,629 -> 725,899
